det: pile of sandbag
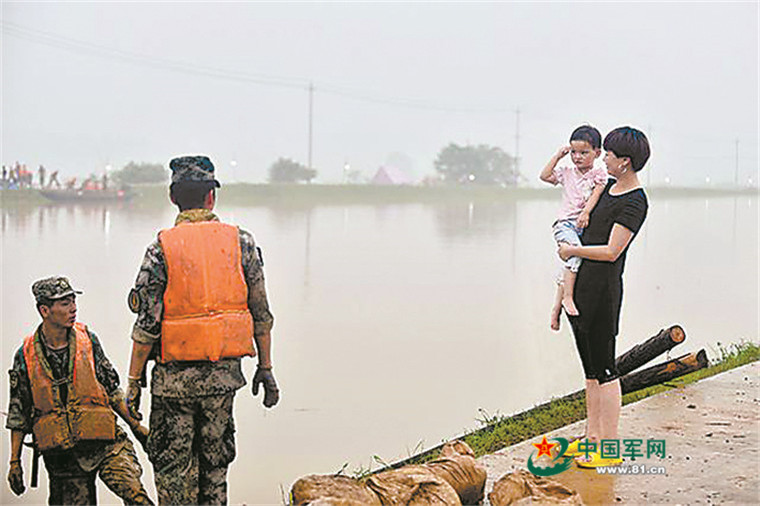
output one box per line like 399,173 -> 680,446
488,469 -> 582,506
290,441 -> 487,505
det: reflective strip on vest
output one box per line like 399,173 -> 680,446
159,221 -> 255,362
23,322 -> 116,452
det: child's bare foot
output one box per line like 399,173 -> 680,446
550,305 -> 561,331
562,298 -> 579,316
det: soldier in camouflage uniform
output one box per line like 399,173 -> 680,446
125,155 -> 279,505
6,276 -> 153,505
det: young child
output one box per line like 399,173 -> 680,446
540,125 -> 608,330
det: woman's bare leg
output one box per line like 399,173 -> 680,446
585,379 -> 601,442
598,379 -> 622,440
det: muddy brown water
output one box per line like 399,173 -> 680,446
1,194 -> 757,504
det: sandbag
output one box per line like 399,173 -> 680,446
488,470 -> 582,506
291,474 -> 382,506
366,465 -> 462,505
439,441 -> 475,459
424,441 -> 486,505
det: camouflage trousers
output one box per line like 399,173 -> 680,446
44,437 -> 153,505
147,392 -> 237,505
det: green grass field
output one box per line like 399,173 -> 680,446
3,183 -> 757,209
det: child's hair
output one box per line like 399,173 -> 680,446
569,125 -> 602,149
603,127 -> 651,172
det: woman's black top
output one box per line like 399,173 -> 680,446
574,179 -> 648,336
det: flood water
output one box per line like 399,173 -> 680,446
1,191 -> 758,505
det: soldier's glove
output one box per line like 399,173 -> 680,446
252,366 -> 280,408
7,460 -> 25,496
126,378 -> 143,421
130,424 -> 149,452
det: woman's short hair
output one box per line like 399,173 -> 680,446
603,127 -> 651,172
570,125 -> 602,149
169,181 -> 217,211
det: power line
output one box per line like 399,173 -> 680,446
2,20 -> 516,115
1,21 -> 308,90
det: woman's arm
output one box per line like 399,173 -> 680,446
558,223 -> 634,262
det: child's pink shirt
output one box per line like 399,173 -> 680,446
552,161 -> 608,221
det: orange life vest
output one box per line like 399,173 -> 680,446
23,322 -> 116,452
158,221 -> 255,362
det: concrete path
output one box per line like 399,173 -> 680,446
478,361 -> 759,505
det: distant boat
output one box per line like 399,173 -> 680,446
39,187 -> 135,202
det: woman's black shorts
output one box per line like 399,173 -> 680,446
567,291 -> 620,384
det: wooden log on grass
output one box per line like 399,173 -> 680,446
615,325 -> 686,376
620,349 -> 708,394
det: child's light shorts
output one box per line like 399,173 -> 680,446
553,219 -> 582,276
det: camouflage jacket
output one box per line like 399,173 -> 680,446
6,325 -> 128,471
129,209 -> 274,398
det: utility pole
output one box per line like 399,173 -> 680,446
734,138 -> 739,186
514,108 -> 521,181
308,82 -> 314,172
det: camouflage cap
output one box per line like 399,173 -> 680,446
169,155 -> 221,187
32,276 -> 82,303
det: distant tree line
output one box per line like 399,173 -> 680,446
268,158 -> 317,183
434,143 -> 519,186
264,143 -> 518,186
112,162 -> 168,184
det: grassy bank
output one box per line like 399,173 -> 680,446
3,184 -> 757,209
376,341 -> 759,472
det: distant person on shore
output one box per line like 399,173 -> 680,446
21,165 -> 33,188
125,155 -> 279,504
65,177 -> 77,190
38,165 -> 46,189
540,125 -> 608,330
47,170 -> 61,189
557,127 -> 650,468
8,163 -> 20,189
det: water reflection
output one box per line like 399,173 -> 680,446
1,194 -> 757,505
5,199 -> 180,238
433,200 -> 517,240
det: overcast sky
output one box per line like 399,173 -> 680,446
2,1 -> 758,185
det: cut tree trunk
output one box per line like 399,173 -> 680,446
620,350 -> 708,394
615,325 -> 686,376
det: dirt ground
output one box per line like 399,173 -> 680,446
478,361 -> 759,505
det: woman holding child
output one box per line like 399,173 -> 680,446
557,126 -> 650,468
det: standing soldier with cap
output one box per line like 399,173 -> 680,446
5,276 -> 153,505
125,155 -> 279,505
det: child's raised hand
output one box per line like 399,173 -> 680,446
556,145 -> 571,159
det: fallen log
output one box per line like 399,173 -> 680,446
620,349 -> 708,394
615,325 -> 686,376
